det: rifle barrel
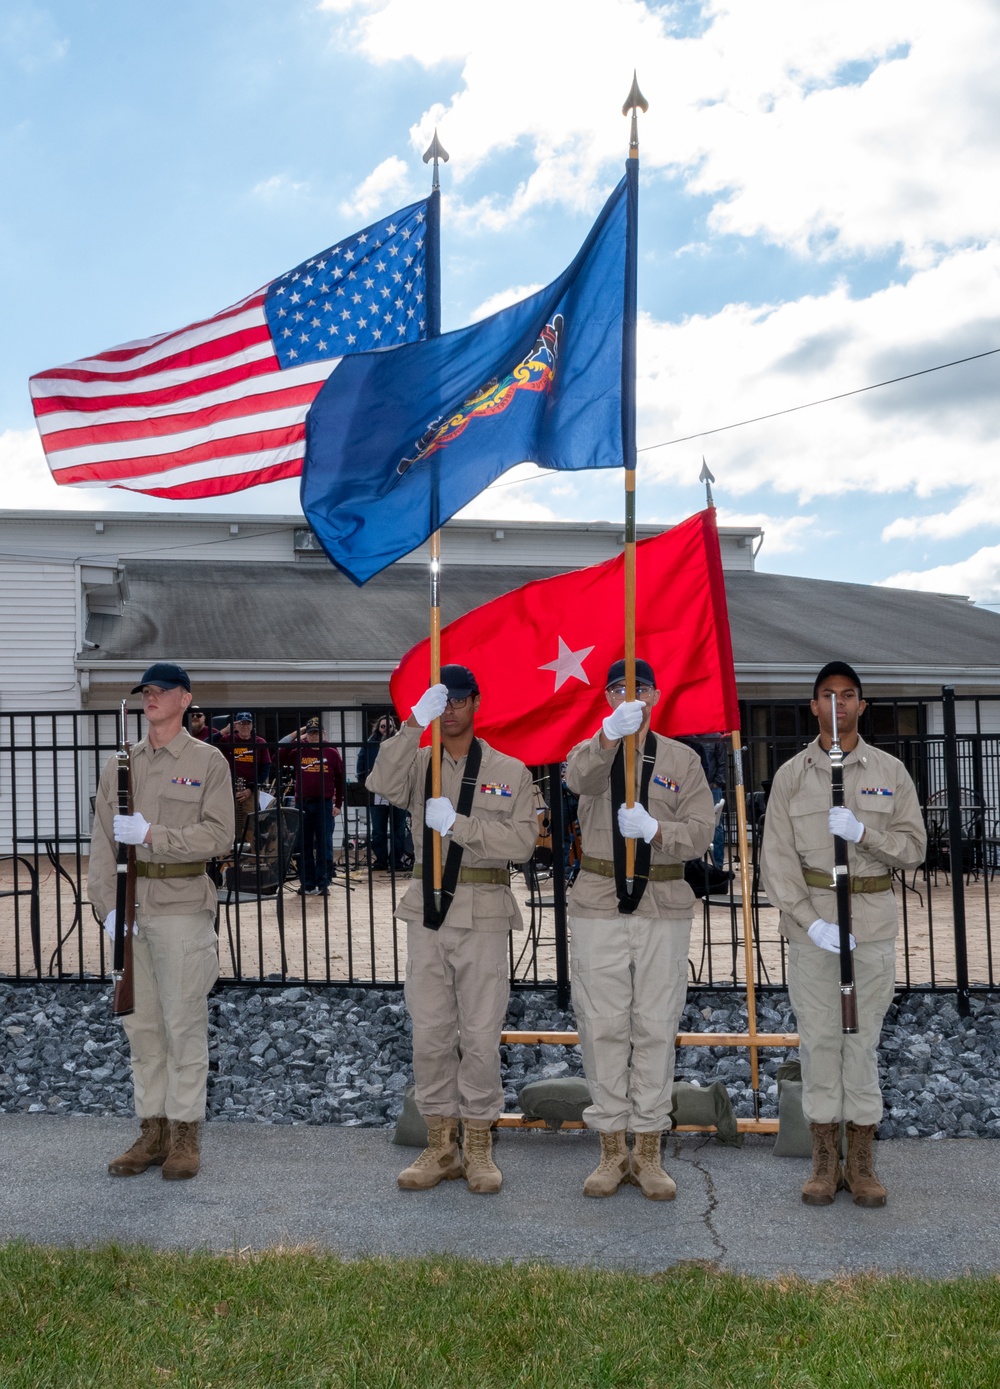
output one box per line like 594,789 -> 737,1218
829,693 -> 859,1034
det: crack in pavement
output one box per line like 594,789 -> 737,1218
672,1136 -> 727,1263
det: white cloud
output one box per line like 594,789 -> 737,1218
340,155 -> 411,220
714,508 -> 819,554
319,0 -> 1000,259
878,546 -> 1000,604
0,7 -> 68,72
468,284 -> 543,323
634,241 -> 1000,507
676,1 -> 1000,265
881,479 -> 1000,543
251,173 -> 308,201
453,463 -> 558,522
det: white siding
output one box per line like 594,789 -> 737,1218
0,559 -> 80,709
925,701 -> 1000,736
0,515 -> 296,563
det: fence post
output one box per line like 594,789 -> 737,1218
941,686 -> 972,1017
547,763 -> 571,1009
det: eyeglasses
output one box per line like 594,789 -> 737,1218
607,684 -> 655,699
445,695 -> 471,709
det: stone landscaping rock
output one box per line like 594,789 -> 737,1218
0,981 -> 998,1135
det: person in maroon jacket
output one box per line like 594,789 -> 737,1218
212,712 -> 272,841
279,718 -> 345,894
187,706 -> 211,742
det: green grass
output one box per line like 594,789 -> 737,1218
1,1245 -> 998,1388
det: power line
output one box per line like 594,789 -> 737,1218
637,347 -> 1000,454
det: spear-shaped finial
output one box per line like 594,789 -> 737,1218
622,71 -> 648,158
422,128 -> 450,191
700,457 -> 715,508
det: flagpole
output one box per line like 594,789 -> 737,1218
621,75 -> 646,891
423,130 -> 449,909
701,457 -> 761,1121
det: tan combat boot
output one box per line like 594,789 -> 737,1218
801,1122 -> 843,1205
583,1130 -> 630,1198
462,1120 -> 502,1194
108,1117 -> 170,1177
397,1117 -> 463,1190
844,1122 -> 888,1207
162,1121 -> 202,1180
629,1132 -> 677,1201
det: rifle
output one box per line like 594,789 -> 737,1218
828,693 -> 859,1034
111,698 -> 136,1017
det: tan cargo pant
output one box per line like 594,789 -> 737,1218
404,922 -> 510,1123
787,936 -> 896,1126
570,913 -> 692,1133
124,909 -> 219,1123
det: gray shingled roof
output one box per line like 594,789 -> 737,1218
85,559 -> 1000,676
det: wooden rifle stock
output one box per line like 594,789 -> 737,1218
112,699 -> 136,1017
829,694 -> 858,1034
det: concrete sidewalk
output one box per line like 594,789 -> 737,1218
1,1114 -> 997,1280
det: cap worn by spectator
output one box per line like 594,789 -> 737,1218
440,664 -> 479,698
305,717 -> 321,732
235,711 -> 253,723
131,662 -> 191,694
605,658 -> 657,689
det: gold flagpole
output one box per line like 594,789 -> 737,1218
731,728 -> 760,1117
429,530 -> 443,907
622,75 -> 647,891
423,131 -> 449,911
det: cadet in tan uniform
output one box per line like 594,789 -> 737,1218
566,658 -> 716,1200
89,663 -> 234,1180
367,664 -> 537,1194
760,661 -> 926,1207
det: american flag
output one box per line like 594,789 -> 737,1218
29,198 -> 431,499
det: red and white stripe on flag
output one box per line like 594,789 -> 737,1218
29,198 -> 430,499
30,291 -> 332,499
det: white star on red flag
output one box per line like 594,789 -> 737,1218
539,637 -> 595,692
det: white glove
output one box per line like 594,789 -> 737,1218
425,796 -> 457,836
617,803 -> 659,844
411,684 -> 448,728
829,806 -> 865,843
103,910 -> 137,941
113,812 -> 151,845
808,918 -> 856,953
602,700 -> 644,740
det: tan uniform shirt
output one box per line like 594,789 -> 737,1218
566,731 -> 716,920
760,735 -> 926,945
366,724 -> 537,932
89,728 -> 235,921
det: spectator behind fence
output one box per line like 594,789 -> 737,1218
212,711 -> 272,841
357,713 -> 409,871
279,717 -> 345,895
187,705 -> 211,742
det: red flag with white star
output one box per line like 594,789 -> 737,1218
389,509 -> 740,763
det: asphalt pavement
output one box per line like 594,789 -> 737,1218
1,1115 -> 997,1280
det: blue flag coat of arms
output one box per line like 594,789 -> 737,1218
302,165 -> 634,584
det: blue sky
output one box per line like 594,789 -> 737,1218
3,0 -> 1000,600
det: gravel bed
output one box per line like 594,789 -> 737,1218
2,982 -> 999,1137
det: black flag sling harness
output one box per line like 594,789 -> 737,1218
610,730 -> 658,913
421,737 -> 484,929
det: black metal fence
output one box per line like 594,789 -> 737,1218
2,694 -> 998,1001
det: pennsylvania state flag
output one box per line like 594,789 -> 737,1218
301,165 -> 633,585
